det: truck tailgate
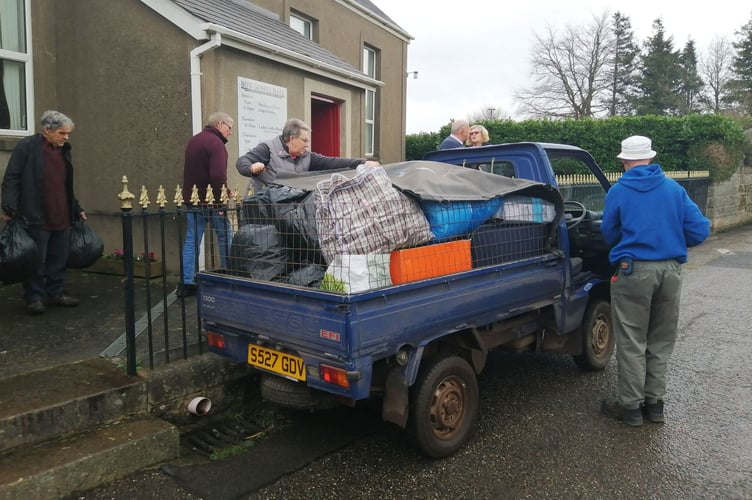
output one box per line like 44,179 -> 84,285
200,254 -> 563,361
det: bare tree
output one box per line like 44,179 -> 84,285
699,36 -> 734,113
515,11 -> 615,119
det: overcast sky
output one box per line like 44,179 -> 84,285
372,1 -> 752,133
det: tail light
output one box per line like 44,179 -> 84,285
206,331 -> 226,349
320,364 -> 350,388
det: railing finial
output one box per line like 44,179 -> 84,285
174,185 -> 184,206
118,176 -> 135,209
139,185 -> 150,209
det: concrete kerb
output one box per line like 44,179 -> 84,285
137,353 -> 258,427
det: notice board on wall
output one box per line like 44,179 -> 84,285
237,77 -> 288,158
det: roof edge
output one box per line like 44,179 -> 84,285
203,23 -> 384,90
140,0 -> 204,39
338,0 -> 413,42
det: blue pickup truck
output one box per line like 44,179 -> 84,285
200,142 -> 614,458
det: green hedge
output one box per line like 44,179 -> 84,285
406,115 -> 747,182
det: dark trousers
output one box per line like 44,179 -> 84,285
23,227 -> 71,303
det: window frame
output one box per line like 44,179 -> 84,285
0,0 -> 33,136
362,45 -> 377,157
289,11 -> 315,41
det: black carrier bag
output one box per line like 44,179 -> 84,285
228,224 -> 288,280
470,220 -> 548,268
67,220 -> 104,269
0,217 -> 41,284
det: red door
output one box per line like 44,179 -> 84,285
311,95 -> 341,157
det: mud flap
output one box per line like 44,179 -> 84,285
382,365 -> 409,428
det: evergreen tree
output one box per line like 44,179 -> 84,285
728,15 -> 752,115
632,19 -> 684,115
607,12 -> 640,116
678,40 -> 704,115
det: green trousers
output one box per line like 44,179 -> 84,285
611,259 -> 682,409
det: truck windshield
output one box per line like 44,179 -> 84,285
547,153 -> 608,213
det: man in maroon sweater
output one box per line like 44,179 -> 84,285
1,110 -> 86,315
178,111 -> 234,298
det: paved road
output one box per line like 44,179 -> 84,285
81,224 -> 752,499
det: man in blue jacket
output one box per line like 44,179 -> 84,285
600,135 -> 710,427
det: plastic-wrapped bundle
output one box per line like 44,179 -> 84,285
228,224 -> 288,281
314,165 -> 433,263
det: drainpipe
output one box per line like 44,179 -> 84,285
190,32 -> 222,133
188,32 -> 222,274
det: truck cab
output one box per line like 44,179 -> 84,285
424,142 -> 613,282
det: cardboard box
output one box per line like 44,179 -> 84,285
390,240 -> 472,284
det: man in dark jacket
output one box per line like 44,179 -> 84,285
438,119 -> 469,150
1,110 -> 86,315
178,111 -> 234,298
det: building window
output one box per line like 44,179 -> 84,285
0,0 -> 31,133
290,11 -> 315,41
363,46 -> 377,157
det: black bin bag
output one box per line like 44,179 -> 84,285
228,224 -> 288,280
67,220 -> 104,269
0,218 -> 41,284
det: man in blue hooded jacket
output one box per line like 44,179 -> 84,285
600,135 -> 710,427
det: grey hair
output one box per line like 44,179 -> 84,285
450,119 -> 469,134
281,118 -> 311,142
207,111 -> 233,127
40,110 -> 74,131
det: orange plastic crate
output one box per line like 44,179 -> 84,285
390,240 -> 472,284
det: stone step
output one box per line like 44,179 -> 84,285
0,358 -> 145,453
0,415 -> 179,500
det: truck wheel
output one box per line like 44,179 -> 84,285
408,354 -> 479,459
572,299 -> 614,371
260,374 -> 339,410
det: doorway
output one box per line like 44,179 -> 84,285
310,95 -> 341,157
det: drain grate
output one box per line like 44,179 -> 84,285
180,407 -> 294,460
182,415 -> 265,457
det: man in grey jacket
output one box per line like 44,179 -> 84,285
236,118 -> 379,195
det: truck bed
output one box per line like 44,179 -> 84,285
200,252 -> 564,400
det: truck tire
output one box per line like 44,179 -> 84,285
572,299 -> 614,371
260,374 -> 339,410
408,353 -> 479,459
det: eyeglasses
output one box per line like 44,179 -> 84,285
221,122 -> 233,131
296,136 -> 310,144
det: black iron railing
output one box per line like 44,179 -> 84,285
116,177 -> 242,376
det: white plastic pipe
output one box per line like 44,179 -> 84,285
189,32 -> 222,133
186,396 -> 212,416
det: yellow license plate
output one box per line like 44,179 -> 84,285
247,345 -> 306,381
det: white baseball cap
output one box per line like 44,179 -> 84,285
616,135 -> 657,160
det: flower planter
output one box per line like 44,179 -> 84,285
86,259 -> 162,278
